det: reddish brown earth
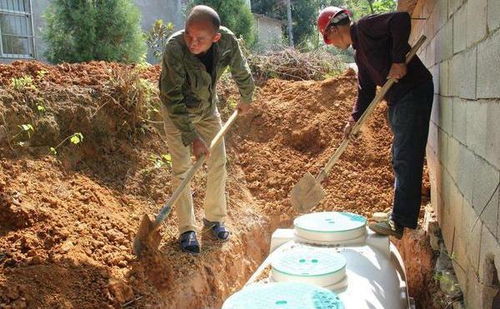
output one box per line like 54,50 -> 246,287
0,61 -> 432,308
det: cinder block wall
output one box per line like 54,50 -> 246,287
407,0 -> 500,307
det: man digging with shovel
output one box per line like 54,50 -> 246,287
317,7 -> 433,239
159,5 -> 254,254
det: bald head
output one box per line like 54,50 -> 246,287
186,5 -> 221,33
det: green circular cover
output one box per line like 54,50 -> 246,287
222,282 -> 344,309
272,249 -> 346,277
294,211 -> 366,233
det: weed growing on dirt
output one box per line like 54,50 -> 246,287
49,132 -> 84,155
10,76 -> 36,91
36,70 -> 48,80
139,153 -> 172,175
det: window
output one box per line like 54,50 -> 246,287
0,0 -> 35,59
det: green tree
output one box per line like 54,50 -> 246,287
189,0 -> 255,46
44,0 -> 146,63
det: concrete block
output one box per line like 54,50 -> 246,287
453,5 -> 467,54
488,0 -> 500,31
465,268 -> 487,309
440,97 -> 453,135
438,127 -> 449,166
497,181 -> 500,241
485,100 -> 500,170
442,171 -> 454,247
430,161 -> 445,222
431,64 -> 440,94
478,224 -> 500,284
427,0 -> 440,34
465,100 -> 487,157
456,142 -> 475,204
471,157 -> 499,235
439,60 -> 449,96
428,120 -> 439,152
466,0 -> 488,48
447,136 -> 460,182
449,0 -> 464,17
478,225 -> 500,308
451,98 -> 467,144
462,198 -> 482,272
431,94 -> 440,124
449,48 -> 477,99
422,0 -> 437,19
436,21 -> 454,62
451,194 -> 468,281
426,38 -> 437,67
477,30 -> 500,99
437,0 -> 449,30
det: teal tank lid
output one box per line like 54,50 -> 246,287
222,282 -> 344,309
294,211 -> 366,233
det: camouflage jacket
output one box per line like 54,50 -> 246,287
159,26 -> 255,146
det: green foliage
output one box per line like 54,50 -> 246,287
19,124 -> 34,138
49,132 -> 84,155
189,0 -> 256,46
372,0 -> 396,13
10,76 -> 35,91
145,19 -> 175,61
70,132 -> 84,144
341,0 -> 396,19
148,153 -> 172,171
252,0 -> 396,47
43,0 -> 146,63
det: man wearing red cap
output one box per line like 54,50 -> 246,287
317,7 -> 433,239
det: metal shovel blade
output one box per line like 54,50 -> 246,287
290,172 -> 326,212
133,214 -> 162,256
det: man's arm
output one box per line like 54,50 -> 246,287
229,35 -> 255,107
388,12 -> 411,64
351,65 -> 376,122
159,44 -> 198,146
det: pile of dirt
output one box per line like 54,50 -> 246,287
0,60 -> 427,308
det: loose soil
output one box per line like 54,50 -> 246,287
0,61 -> 432,308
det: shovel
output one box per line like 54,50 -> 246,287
290,35 -> 427,212
133,110 -> 239,256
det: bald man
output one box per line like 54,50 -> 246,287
159,5 -> 255,254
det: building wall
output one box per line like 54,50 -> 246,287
254,15 -> 283,51
12,0 -> 184,63
407,0 -> 500,307
134,0 -> 184,63
31,0 -> 50,61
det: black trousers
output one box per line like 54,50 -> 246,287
389,79 -> 434,229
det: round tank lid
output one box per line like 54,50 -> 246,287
222,282 -> 344,309
294,211 -> 366,233
272,248 -> 346,277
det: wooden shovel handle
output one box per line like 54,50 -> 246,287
317,35 -> 427,182
153,109 -> 239,226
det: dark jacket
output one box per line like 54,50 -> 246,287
350,12 -> 432,121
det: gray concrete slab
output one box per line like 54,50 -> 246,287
452,4 -> 467,54
477,30 -> 500,99
466,0 -> 488,48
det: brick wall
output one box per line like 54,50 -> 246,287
407,0 -> 500,307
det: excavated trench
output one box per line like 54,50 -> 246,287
0,61 -> 436,308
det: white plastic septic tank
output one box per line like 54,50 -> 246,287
224,212 -> 415,309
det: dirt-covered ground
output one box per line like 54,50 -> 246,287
0,61 -> 432,308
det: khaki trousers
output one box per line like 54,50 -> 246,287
162,106 -> 227,234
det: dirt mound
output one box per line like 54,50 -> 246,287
229,69 -> 395,218
0,61 -> 415,308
